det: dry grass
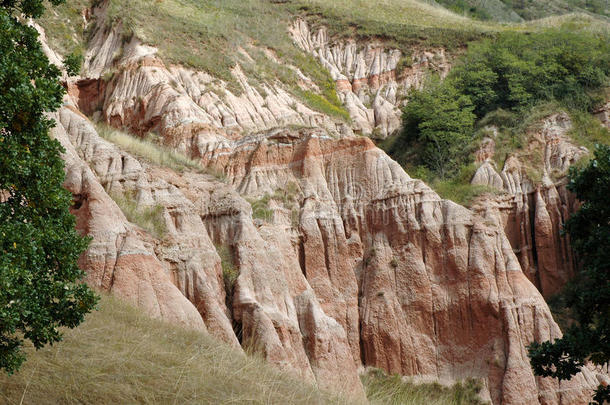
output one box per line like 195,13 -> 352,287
0,296 -> 493,405
363,368 -> 487,405
37,0 -> 90,55
0,295 -> 348,405
109,190 -> 167,239
95,123 -> 202,173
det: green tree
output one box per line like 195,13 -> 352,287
401,79 -> 475,178
0,0 -> 97,373
528,145 -> 610,404
450,30 -> 610,117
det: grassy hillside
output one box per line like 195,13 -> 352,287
0,295 -> 487,405
432,0 -> 609,21
39,0 -> 608,92
430,0 -> 524,22
499,0 -> 609,20
0,295 -> 348,405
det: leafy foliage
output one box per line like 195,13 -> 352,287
399,79 -> 475,178
385,27 -> 609,192
528,145 -> 610,404
62,48 -> 83,76
0,0 -> 97,373
451,29 -> 610,116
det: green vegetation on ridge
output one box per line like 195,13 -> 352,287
104,0 -> 349,119
383,26 -> 610,204
38,0 -> 609,127
432,0 -> 609,22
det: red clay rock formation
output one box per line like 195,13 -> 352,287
52,108 -> 206,330
58,95 -> 603,404
39,10 -> 606,403
471,114 -> 587,299
202,127 -> 600,403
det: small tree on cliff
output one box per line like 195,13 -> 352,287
0,0 -> 97,373
400,78 -> 475,179
528,144 -> 610,404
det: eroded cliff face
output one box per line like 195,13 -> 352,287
289,20 -> 451,138
41,6 -> 606,404
470,114 -> 588,298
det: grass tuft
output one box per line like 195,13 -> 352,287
215,244 -> 239,300
109,190 -> 167,239
362,368 -> 487,405
95,123 -> 202,173
298,90 -> 351,121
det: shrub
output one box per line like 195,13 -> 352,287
385,26 -> 609,200
247,194 -> 274,222
399,79 -> 476,178
216,244 -> 239,300
451,29 -> 610,116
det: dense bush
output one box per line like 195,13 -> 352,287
452,29 -> 609,116
388,28 -> 609,180
400,79 -> 476,178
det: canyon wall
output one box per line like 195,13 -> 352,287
40,7 -> 608,404
470,114 -> 588,299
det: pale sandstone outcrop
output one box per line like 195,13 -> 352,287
51,108 -> 205,330
289,19 -> 451,138
594,101 -> 610,128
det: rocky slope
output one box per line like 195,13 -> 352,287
39,3 -> 609,404
471,114 -> 588,299
290,20 -> 451,138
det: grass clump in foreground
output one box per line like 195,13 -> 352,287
0,295 -> 493,405
0,295 -> 347,405
363,368 -> 487,405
